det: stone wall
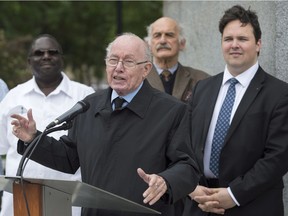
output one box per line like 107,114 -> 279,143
163,1 -> 288,215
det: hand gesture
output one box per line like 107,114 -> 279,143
11,108 -> 37,143
137,168 -> 167,205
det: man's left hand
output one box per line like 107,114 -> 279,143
194,188 -> 236,214
137,168 -> 167,205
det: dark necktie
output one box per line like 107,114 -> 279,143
210,78 -> 238,177
114,97 -> 126,110
161,70 -> 172,82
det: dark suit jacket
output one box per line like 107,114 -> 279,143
18,80 -> 200,216
186,67 -> 288,216
146,63 -> 209,102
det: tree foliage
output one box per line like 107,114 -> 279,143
0,1 -> 162,89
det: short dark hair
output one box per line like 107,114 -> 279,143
219,5 -> 262,42
28,34 -> 63,57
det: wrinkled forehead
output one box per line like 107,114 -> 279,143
152,18 -> 179,34
110,36 -> 145,58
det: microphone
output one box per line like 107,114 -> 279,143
46,100 -> 90,129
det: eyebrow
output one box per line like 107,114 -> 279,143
109,54 -> 136,59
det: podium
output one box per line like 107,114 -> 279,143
0,175 -> 161,216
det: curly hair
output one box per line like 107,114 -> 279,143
219,5 -> 261,42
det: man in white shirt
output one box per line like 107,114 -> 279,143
0,78 -> 9,211
0,34 -> 94,216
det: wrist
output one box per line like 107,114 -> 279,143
25,130 -> 37,143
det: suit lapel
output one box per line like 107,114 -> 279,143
201,74 -> 223,146
225,67 -> 265,143
173,64 -> 191,99
146,66 -> 165,92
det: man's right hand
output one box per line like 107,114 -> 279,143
11,108 -> 37,143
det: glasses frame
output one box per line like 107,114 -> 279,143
105,58 -> 149,68
30,49 -> 62,58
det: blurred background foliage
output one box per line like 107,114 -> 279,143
0,1 -> 162,89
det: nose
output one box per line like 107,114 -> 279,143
41,51 -> 53,59
115,61 -> 124,71
231,39 -> 239,48
43,52 -> 50,58
159,34 -> 167,43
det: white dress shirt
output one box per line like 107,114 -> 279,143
0,72 -> 94,216
203,63 -> 259,205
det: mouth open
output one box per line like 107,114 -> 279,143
113,76 -> 125,81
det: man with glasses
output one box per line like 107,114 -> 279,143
0,34 -> 94,216
11,33 -> 200,216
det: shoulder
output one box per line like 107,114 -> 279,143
69,80 -> 94,92
4,79 -> 33,97
83,88 -> 109,103
63,75 -> 95,98
178,63 -> 210,78
150,84 -> 186,108
256,67 -> 288,92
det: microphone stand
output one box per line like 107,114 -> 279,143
16,121 -> 73,177
15,121 -> 73,216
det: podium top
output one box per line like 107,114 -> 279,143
0,175 -> 160,214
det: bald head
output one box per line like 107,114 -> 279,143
146,17 -> 186,68
106,33 -> 152,62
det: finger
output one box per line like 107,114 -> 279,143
148,190 -> 165,205
12,127 -> 17,135
198,201 -> 220,209
11,119 -> 21,127
143,185 -> 165,205
10,113 -> 23,121
27,109 -> 33,122
199,200 -> 221,209
198,203 -> 225,215
194,195 -> 216,204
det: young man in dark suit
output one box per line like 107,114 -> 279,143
187,5 -> 288,216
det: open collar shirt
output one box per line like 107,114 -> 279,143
0,72 -> 94,178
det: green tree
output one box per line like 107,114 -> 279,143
0,1 -> 162,89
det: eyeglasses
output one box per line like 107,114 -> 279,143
105,58 -> 148,68
31,49 -> 62,57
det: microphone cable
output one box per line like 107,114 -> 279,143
17,121 -> 72,216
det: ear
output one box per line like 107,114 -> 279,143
256,38 -> 262,52
27,57 -> 31,65
143,62 -> 153,78
179,38 -> 186,51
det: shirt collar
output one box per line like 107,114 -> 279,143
223,62 -> 259,87
24,72 -> 73,98
111,81 -> 143,103
154,63 -> 179,75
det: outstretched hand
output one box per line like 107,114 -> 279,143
11,108 -> 37,143
137,168 -> 167,205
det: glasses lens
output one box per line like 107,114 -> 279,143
48,50 -> 60,56
123,60 -> 135,68
107,58 -> 118,66
106,58 -> 140,68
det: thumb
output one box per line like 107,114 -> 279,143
137,168 -> 150,184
